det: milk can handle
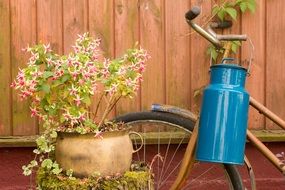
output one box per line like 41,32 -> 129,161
129,131 -> 144,153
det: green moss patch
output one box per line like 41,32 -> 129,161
36,163 -> 153,190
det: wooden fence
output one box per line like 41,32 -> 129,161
0,0 -> 284,136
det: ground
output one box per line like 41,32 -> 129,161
0,143 -> 285,190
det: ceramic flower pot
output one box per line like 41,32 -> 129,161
55,129 -> 142,178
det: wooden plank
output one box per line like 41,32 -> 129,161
114,0 -> 140,115
37,0 -> 63,53
0,135 -> 38,147
1,129 -> 284,147
63,0 -> 88,53
190,1 -> 211,113
88,0 -> 116,121
242,0 -> 266,130
165,0 -> 191,110
140,0 -> 165,111
266,0 -> 285,129
10,0 -> 38,135
0,0 -> 12,136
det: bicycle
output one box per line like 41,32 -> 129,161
115,6 -> 285,190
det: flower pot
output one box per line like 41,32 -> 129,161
55,129 -> 142,178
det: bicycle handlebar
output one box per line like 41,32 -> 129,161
185,6 -> 247,49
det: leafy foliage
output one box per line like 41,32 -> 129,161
36,163 -> 153,190
208,0 -> 256,62
11,33 -> 150,177
212,0 -> 256,21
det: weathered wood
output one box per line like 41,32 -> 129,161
1,0 -> 285,135
89,0 -> 116,121
190,0 -> 212,113
10,0 -> 38,135
165,0 -> 191,109
140,0 -> 166,110
114,0 -> 140,115
37,0 -> 63,53
266,0 -> 285,129
242,0 -> 266,130
1,129 -> 285,147
0,0 -> 12,136
0,135 -> 38,147
63,0 -> 88,54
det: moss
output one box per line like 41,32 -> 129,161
36,163 -> 154,190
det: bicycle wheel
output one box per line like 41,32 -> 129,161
115,111 -> 244,190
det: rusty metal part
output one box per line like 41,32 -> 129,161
250,97 -> 285,130
170,119 -> 199,190
244,155 -> 256,190
247,130 -> 285,174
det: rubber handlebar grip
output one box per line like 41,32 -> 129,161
185,6 -> 201,21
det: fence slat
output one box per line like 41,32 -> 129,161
165,0 -> 191,109
37,0 -> 63,53
266,0 -> 285,129
190,1 -> 212,113
63,0 -> 88,53
10,0 -> 38,135
88,0 -> 115,121
114,0 -> 140,115
242,0 -> 266,129
140,0 -> 165,110
0,0 -> 12,135
1,0 -> 285,136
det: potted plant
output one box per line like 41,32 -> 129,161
11,33 -> 151,188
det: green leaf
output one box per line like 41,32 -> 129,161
231,41 -> 242,53
82,96 -> 91,106
43,71 -> 54,79
207,45 -> 218,61
212,5 -> 220,15
50,131 -> 57,138
247,0 -> 256,13
239,2 -> 248,13
39,84 -> 50,93
225,7 -> 237,20
61,74 -> 70,83
217,9 -> 226,20
41,159 -> 53,169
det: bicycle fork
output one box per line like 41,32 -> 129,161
170,119 -> 200,190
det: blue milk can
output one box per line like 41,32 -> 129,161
196,63 -> 249,164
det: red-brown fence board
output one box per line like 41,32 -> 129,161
266,0 -> 285,129
63,0 -> 88,54
0,0 -> 12,135
190,0 -> 212,113
114,0 -> 141,115
242,0 -> 266,129
0,0 -> 284,136
89,0 -> 115,120
140,0 -> 166,110
10,0 -> 38,136
165,0 -> 191,110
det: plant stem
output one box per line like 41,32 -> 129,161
98,94 -> 116,128
93,92 -> 105,120
104,95 -> 122,121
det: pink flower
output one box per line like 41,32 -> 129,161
74,95 -> 83,106
10,81 -> 16,88
94,131 -> 103,139
30,107 -> 39,117
69,85 -> 78,96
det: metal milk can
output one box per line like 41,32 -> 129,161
196,63 -> 249,164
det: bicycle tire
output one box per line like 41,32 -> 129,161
115,111 -> 244,190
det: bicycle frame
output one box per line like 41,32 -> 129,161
154,96 -> 285,189
165,6 -> 285,189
